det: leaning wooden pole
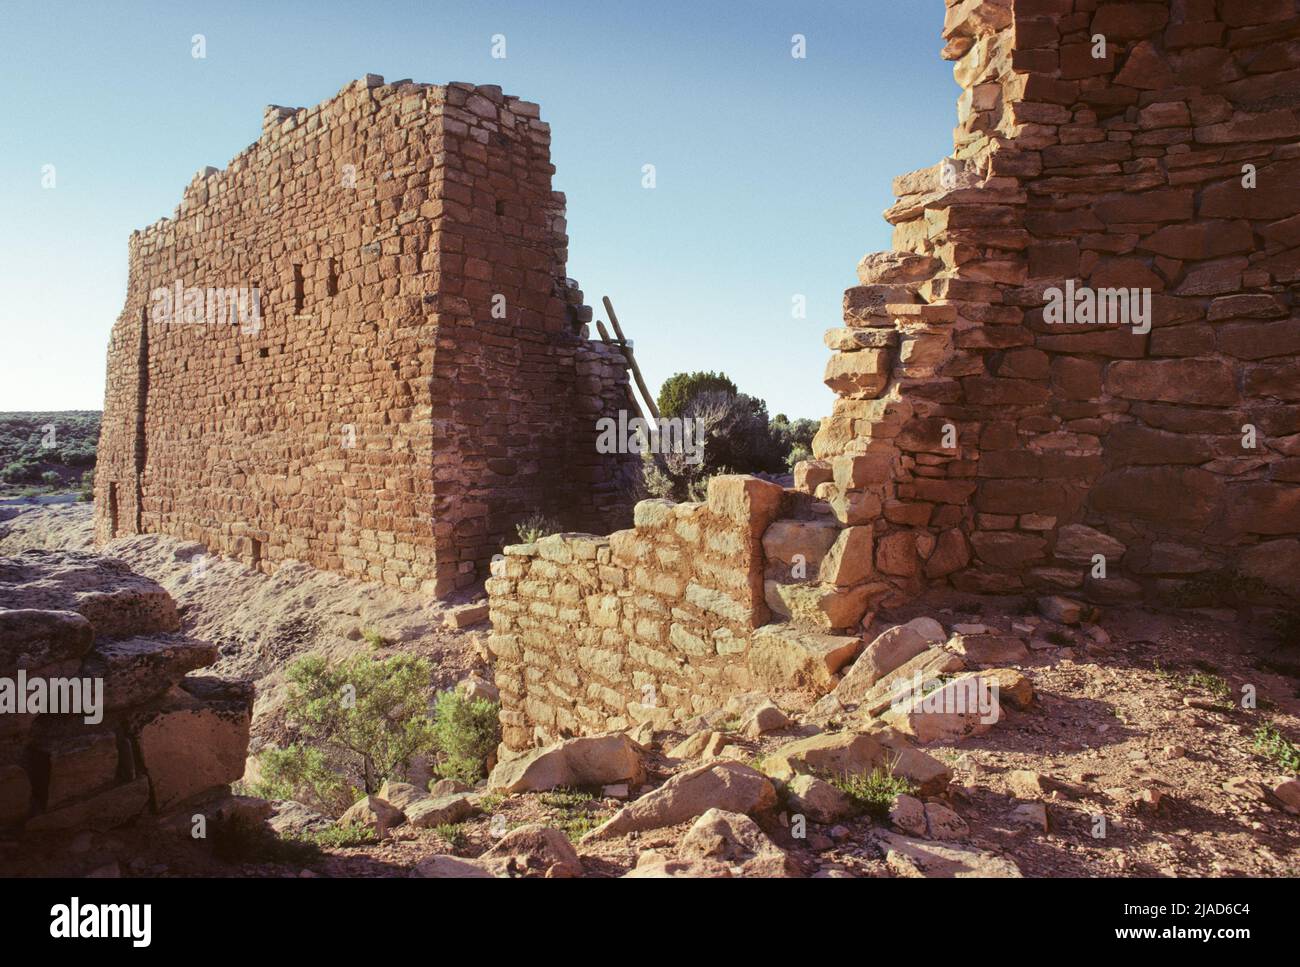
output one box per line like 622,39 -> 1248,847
596,320 -> 646,422
603,296 -> 660,422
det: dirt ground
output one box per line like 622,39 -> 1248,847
2,503 -> 1297,878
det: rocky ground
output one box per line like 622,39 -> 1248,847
2,503 -> 1297,878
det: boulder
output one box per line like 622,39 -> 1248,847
763,729 -> 950,796
267,800 -> 331,837
764,581 -> 875,632
882,671 -> 1005,743
376,780 -> 428,812
487,733 -> 644,793
412,854 -> 494,878
583,762 -> 777,841
84,634 -> 218,711
667,730 -> 727,760
132,694 -> 251,811
338,795 -> 404,836
786,774 -> 854,824
677,808 -> 797,877
25,777 -> 150,833
1037,595 -> 1086,625
923,801 -> 969,840
747,623 -> 860,692
37,732 -> 119,809
946,633 -> 1029,665
889,793 -> 927,836
835,620 -> 944,704
0,608 -> 93,674
849,646 -> 968,717
405,793 -> 480,828
875,830 -> 1021,877
479,824 -> 582,878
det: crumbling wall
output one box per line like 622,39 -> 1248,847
96,76 -> 636,595
808,0 -> 1300,605
486,477 -> 784,752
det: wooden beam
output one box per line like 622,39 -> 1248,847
603,296 -> 660,421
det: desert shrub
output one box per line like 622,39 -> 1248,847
309,823 -> 380,849
1254,723 -> 1300,773
657,371 -> 738,418
515,511 -> 562,544
360,626 -> 391,648
251,743 -> 357,816
825,766 -> 917,820
251,652 -> 438,815
431,689 -> 501,784
79,469 -> 95,502
433,822 -> 467,850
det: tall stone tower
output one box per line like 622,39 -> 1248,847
96,76 -> 638,596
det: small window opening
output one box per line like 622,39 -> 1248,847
327,258 -> 339,297
249,538 -> 262,568
258,347 -> 269,358
495,200 -> 506,216
292,263 -> 305,313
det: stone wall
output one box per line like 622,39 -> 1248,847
96,75 -> 637,596
486,477 -> 790,752
0,550 -> 251,835
487,0 -> 1300,754
808,0 -> 1300,605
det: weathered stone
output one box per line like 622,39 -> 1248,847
875,830 -> 1021,878
677,808 -> 797,877
747,621 -> 857,694
787,773 -> 854,824
338,795 -> 405,836
487,733 -> 644,793
480,824 -> 583,878
583,762 -> 777,840
406,793 -> 481,828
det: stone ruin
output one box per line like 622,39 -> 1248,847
94,75 -> 639,598
486,0 -> 1300,755
0,550 -> 250,841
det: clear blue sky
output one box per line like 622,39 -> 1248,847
0,0 -> 956,419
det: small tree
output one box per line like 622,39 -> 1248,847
657,371 -> 738,418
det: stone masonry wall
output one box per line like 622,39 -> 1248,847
486,476 -> 785,752
807,0 -> 1300,606
488,0 -> 1300,754
96,75 -> 636,596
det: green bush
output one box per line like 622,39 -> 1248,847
657,371 -> 738,418
431,689 -> 501,785
251,652 -> 438,815
825,766 -> 917,820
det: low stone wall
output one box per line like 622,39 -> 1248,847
0,550 -> 251,835
486,477 -> 787,752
